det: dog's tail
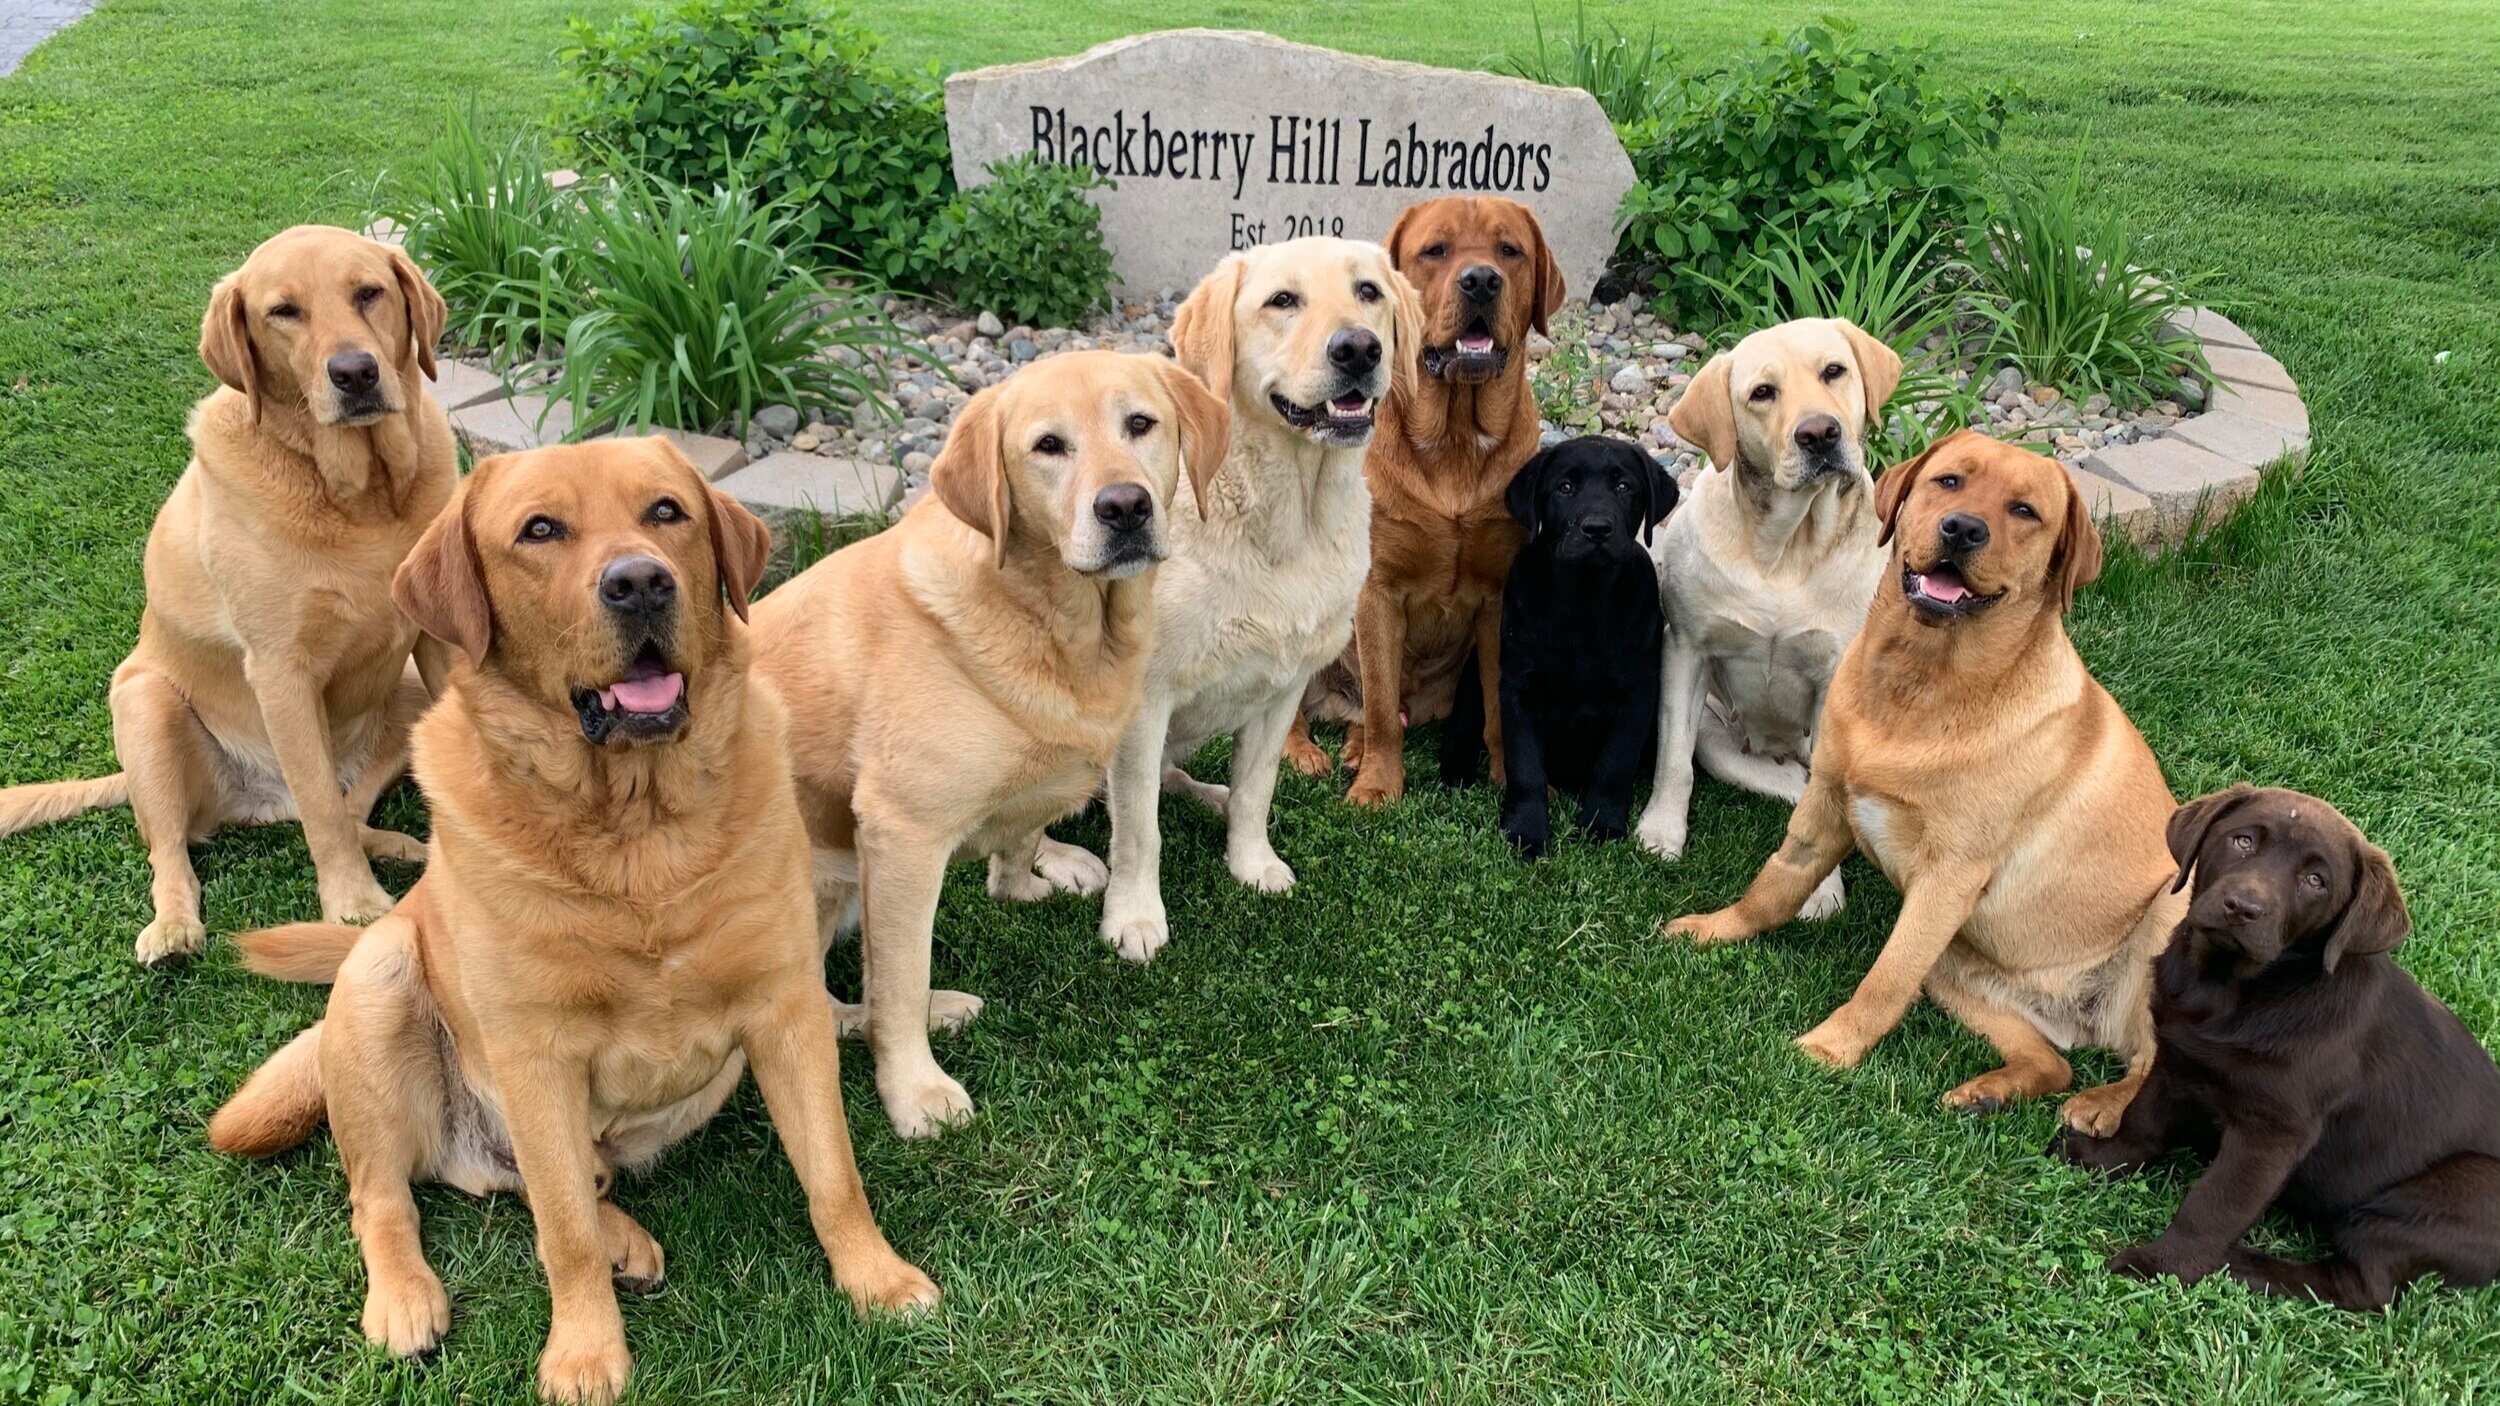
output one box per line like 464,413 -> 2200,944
207,1023 -> 327,1158
0,773 -> 129,838
235,923 -> 364,984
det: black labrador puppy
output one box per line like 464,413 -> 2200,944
2056,784 -> 2500,1309
1443,436 -> 1675,858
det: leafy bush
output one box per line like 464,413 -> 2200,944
1494,2 -> 1681,127
553,0 -> 953,287
1618,21 -> 2009,322
1965,164 -> 2212,408
491,175 -> 904,437
919,156 -> 1116,328
380,106 -> 580,365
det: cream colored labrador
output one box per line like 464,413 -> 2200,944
1636,318 -> 1901,920
1091,238 -> 1420,963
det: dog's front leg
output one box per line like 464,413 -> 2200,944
1635,640 -> 1706,860
744,980 -> 941,1315
1794,862 -> 1991,1069
1470,606 -> 1507,788
1345,587 -> 1409,807
1496,673 -> 1551,859
2107,1124 -> 2316,1284
1664,765 -> 1852,946
1221,689 -> 1301,893
1580,654 -> 1660,845
245,651 -> 395,923
860,828 -> 975,1138
1101,700 -> 1175,962
489,1049 -> 630,1405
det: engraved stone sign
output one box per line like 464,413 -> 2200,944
944,29 -> 1636,298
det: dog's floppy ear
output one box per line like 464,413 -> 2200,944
1668,353 -> 1735,474
1504,447 -> 1553,538
2166,784 -> 2253,894
1169,254 -> 1243,397
1837,319 -> 1903,424
1527,210 -> 1566,337
704,484 -> 772,623
1387,264 -> 1426,403
2051,466 -> 2106,613
1156,356 -> 1232,519
1384,203 -> 1424,274
387,244 -> 446,382
200,273 -> 260,422
931,388 -> 1011,569
392,473 -> 492,663
2325,837 -> 2411,973
1874,433 -> 1960,547
1638,450 -> 1680,544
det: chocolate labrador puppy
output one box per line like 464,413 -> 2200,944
2057,785 -> 2500,1309
1444,436 -> 1674,858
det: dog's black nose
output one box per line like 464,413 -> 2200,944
327,352 -> 381,395
599,555 -> 677,614
1793,414 -> 1844,455
1938,513 -> 1990,554
1457,265 -> 1503,304
1581,518 -> 1615,542
2221,891 -> 2269,923
1328,327 -> 1382,376
1094,483 -> 1153,535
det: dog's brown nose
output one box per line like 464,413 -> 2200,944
1457,265 -> 1503,304
1328,328 -> 1382,376
1093,484 -> 1152,535
1793,414 -> 1843,454
2221,891 -> 2269,923
1938,513 -> 1990,554
599,555 -> 677,615
327,352 -> 381,395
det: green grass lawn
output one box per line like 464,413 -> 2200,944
4,0 -> 2499,1400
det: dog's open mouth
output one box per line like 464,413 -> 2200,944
1902,561 -> 2005,620
1422,315 -> 1507,382
571,642 -> 688,744
1270,389 -> 1378,446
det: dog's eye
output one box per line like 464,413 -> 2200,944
1614,478 -> 1633,494
1419,243 -> 1448,260
2010,501 -> 2039,521
647,497 -> 685,525
1557,477 -> 1578,494
1355,281 -> 1382,303
267,303 -> 299,320
1124,413 -> 1156,437
1821,362 -> 1847,383
518,515 -> 564,543
1936,474 -> 1963,491
2301,871 -> 2327,891
1498,241 -> 1523,259
1748,383 -> 1776,403
1267,290 -> 1298,311
2231,833 -> 2256,853
354,285 -> 384,309
1033,434 -> 1068,456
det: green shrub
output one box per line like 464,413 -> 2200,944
1618,21 -> 2009,323
380,106 -> 578,365
553,0 -> 953,288
492,174 -> 904,437
1965,162 -> 2212,408
921,156 -> 1116,328
1494,2 -> 1681,127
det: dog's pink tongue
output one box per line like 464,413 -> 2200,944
608,672 -> 684,714
1920,573 -> 1970,604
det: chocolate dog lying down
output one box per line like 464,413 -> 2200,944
2059,785 -> 2500,1309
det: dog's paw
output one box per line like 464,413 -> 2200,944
840,1251 -> 942,1318
361,827 -> 429,866
1283,735 -> 1336,777
1034,839 -> 1109,896
831,998 -> 869,1039
2060,1082 -> 2137,1139
1227,847 -> 1295,894
1942,1070 -> 2031,1117
322,875 -> 397,926
880,1068 -> 975,1140
536,1330 -> 632,1406
2104,1240 -> 2211,1285
1345,773 -> 1404,809
927,990 -> 985,1034
134,914 -> 208,967
1794,1017 -> 1874,1070
1104,912 -> 1171,963
361,1273 -> 451,1359
1168,773 -> 1230,815
1634,809 -> 1687,862
1503,820 -> 1550,861
1798,870 -> 1846,922
985,861 -> 1055,903
603,1208 -> 666,1294
1661,909 -> 1748,948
